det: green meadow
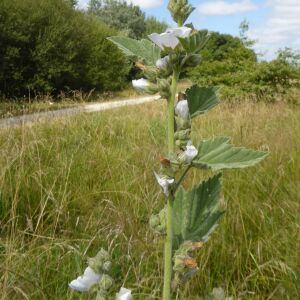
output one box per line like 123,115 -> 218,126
0,100 -> 299,299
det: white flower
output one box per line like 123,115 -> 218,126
149,27 -> 192,49
117,287 -> 133,300
132,78 -> 149,92
154,172 -> 175,197
156,56 -> 170,69
183,141 -> 198,163
175,100 -> 190,120
69,267 -> 101,292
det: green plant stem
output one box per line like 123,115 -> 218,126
163,71 -> 179,300
174,165 -> 191,192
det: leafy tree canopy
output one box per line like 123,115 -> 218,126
0,0 -> 130,97
145,16 -> 168,37
88,0 -> 146,39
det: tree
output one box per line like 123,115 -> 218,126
0,0 -> 130,97
188,31 -> 258,98
88,0 -> 146,39
145,16 -> 168,37
239,19 -> 255,48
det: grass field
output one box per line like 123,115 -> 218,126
0,100 -> 299,299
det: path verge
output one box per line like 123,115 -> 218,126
0,95 -> 161,128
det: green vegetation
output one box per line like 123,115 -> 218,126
88,0 -> 168,39
145,16 -> 168,37
188,32 -> 300,101
88,0 -> 146,39
0,100 -> 299,299
0,0 -> 130,97
0,87 -> 140,118
1,0 -> 298,103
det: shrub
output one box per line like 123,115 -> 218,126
88,0 -> 146,39
188,32 -> 300,101
0,0 -> 130,97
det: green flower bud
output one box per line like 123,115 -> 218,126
144,67 -> 159,83
145,83 -> 159,95
88,248 -> 111,274
174,129 -> 191,141
96,293 -> 106,300
102,261 -> 112,272
175,116 -> 191,131
99,274 -> 114,291
168,0 -> 195,26
175,139 -> 189,149
182,54 -> 201,68
172,240 -> 203,287
149,214 -> 160,228
157,78 -> 171,99
149,206 -> 167,234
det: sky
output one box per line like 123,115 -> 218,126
77,0 -> 300,60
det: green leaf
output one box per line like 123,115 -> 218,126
107,36 -> 160,66
173,174 -> 225,248
186,85 -> 220,118
178,30 -> 210,54
193,137 -> 268,171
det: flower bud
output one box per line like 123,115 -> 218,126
99,274 -> 114,291
149,206 -> 167,234
149,214 -> 160,228
174,129 -> 191,141
175,139 -> 189,149
175,99 -> 190,120
156,56 -> 170,69
182,54 -> 201,68
144,67 -> 159,83
96,293 -> 106,300
102,261 -> 112,272
168,0 -> 195,26
175,116 -> 191,131
157,78 -> 171,99
88,248 -> 111,274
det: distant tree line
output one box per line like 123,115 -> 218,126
189,23 -> 300,101
0,0 -> 298,100
0,0 -> 167,97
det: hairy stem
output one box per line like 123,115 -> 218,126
174,165 -> 191,192
163,71 -> 179,300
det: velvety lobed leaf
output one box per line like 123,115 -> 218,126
173,174 -> 225,248
107,36 -> 160,66
186,85 -> 220,118
178,30 -> 210,54
193,137 -> 268,171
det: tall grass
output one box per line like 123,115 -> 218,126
0,101 -> 299,299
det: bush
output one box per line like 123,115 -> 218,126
188,32 -> 300,101
88,0 -> 146,39
144,16 -> 168,37
0,0 -> 130,97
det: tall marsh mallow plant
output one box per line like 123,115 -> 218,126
69,0 -> 268,299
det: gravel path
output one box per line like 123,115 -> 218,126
0,95 -> 160,128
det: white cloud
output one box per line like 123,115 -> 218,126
249,0 -> 300,59
198,0 -> 258,16
77,0 -> 163,9
128,0 -> 163,9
